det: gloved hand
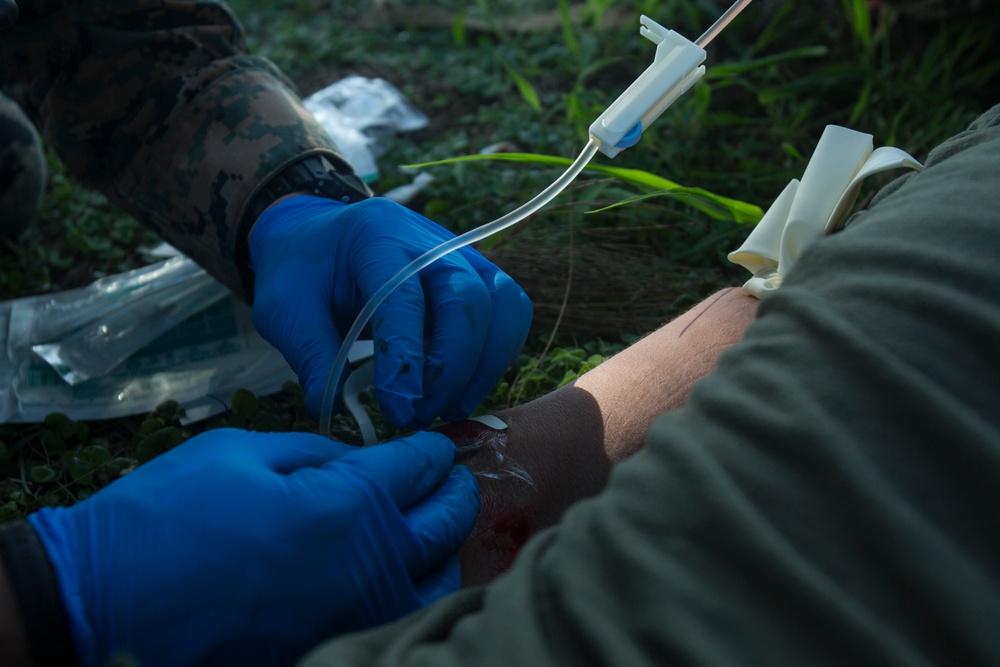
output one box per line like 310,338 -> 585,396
250,195 -> 532,429
28,428 -> 479,667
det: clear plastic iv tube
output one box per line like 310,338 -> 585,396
319,137 -> 602,438
318,0 -> 754,440
695,0 -> 753,48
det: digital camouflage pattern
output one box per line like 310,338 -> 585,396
0,90 -> 46,238
0,0 -> 360,298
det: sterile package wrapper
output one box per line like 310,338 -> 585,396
0,293 -> 295,423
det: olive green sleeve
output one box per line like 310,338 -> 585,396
0,0 -> 353,298
299,106 -> 1000,666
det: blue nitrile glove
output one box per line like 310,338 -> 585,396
27,428 -> 480,667
250,195 -> 533,429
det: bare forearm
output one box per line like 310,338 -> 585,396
460,288 -> 758,583
500,287 -> 757,512
568,286 -> 758,462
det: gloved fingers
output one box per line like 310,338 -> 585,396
413,554 -> 463,607
352,246 -> 429,427
439,263 -> 533,421
288,325 -> 351,420
328,431 -> 457,509
252,288 -> 348,418
234,430 -> 356,475
251,196 -> 361,419
400,465 -> 481,580
389,258 -> 494,429
116,430 -> 357,500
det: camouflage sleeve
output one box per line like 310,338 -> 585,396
0,0 -> 363,298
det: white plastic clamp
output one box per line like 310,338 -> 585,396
589,16 -> 706,158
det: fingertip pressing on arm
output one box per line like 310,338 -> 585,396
401,466 -> 482,600
332,431 -> 461,508
408,465 -> 482,545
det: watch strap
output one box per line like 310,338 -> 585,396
0,519 -> 77,666
246,154 -> 371,224
238,153 -> 373,300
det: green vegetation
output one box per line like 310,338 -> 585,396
1,0 -> 997,517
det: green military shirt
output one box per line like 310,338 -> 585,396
299,107 -> 1000,665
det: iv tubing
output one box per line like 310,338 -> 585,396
318,0 -> 754,440
319,136 -> 602,438
695,0 -> 753,48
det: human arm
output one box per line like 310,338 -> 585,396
0,1 -> 532,427
454,286 -> 757,584
298,109 -> 1000,666
503,286 -> 758,468
0,428 -> 479,667
0,0 -> 342,297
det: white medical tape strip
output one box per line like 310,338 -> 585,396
728,125 -> 924,298
342,357 -> 377,447
468,414 -> 508,430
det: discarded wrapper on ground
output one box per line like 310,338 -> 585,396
0,256 -> 297,423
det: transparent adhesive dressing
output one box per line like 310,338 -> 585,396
319,0 -> 753,441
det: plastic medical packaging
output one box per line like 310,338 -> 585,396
29,257 -> 228,385
1,297 -> 296,424
304,75 -> 429,183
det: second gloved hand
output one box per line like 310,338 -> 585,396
28,429 -> 479,667
250,195 -> 533,429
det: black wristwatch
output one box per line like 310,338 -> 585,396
246,154 -> 372,225
238,154 -> 372,299
0,520 -> 76,666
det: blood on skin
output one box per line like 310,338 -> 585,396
475,493 -> 537,574
435,419 -> 538,577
